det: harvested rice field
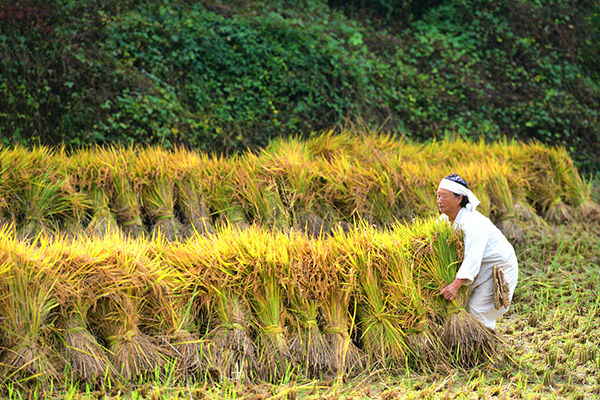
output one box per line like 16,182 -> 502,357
1,133 -> 599,399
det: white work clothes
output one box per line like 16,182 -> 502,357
440,208 -> 519,329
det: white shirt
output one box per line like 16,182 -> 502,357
440,208 -> 517,286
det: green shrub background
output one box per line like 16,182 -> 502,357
1,0 -> 599,171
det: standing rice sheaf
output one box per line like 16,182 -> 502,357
84,237 -> 167,382
38,236 -> 116,383
410,221 -> 500,367
0,238 -> 61,386
133,148 -> 183,241
69,148 -> 120,239
288,236 -> 337,377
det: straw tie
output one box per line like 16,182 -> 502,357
304,319 -> 319,329
123,218 -> 142,227
224,322 -> 246,331
324,327 -> 348,337
107,330 -> 137,347
263,325 -> 285,335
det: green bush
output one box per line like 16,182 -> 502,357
101,2 -> 374,150
369,0 -> 600,172
1,0 -> 599,172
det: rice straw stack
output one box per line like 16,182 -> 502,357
105,147 -> 146,238
69,148 -> 120,238
0,236 -> 60,386
134,148 -> 182,241
171,148 -> 213,237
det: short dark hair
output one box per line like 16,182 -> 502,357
444,173 -> 470,207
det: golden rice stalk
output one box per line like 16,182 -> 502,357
85,187 -> 120,238
399,159 -> 441,218
315,153 -> 366,223
134,148 -> 182,241
251,274 -> 295,382
518,143 -> 576,223
410,221 -> 465,317
143,241 -> 207,381
356,268 -> 409,369
0,146 -> 51,222
32,233 -> 118,383
288,296 -> 333,378
322,290 -> 364,378
82,236 -> 167,382
204,287 -> 258,383
68,147 -> 118,238
305,129 -> 354,161
259,138 -> 323,235
17,174 -> 74,239
284,234 -> 337,376
63,305 -> 115,382
221,228 -> 294,380
104,147 -> 146,238
0,146 -> 88,238
333,226 -> 411,370
93,293 -> 166,382
199,155 -> 248,229
170,148 -> 213,237
405,321 -> 450,372
0,256 -> 60,385
438,310 -> 500,367
232,154 -> 289,231
565,169 -> 600,221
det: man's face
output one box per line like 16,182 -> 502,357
436,188 -> 462,215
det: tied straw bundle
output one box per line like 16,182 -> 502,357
69,148 -> 120,238
411,220 -> 500,367
38,235 -> 116,383
0,237 -> 60,385
105,147 -> 146,239
86,236 -> 166,381
134,148 -> 182,241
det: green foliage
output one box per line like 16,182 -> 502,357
1,0 -> 599,172
326,0 -> 445,30
101,2 -> 373,150
372,0 -> 600,172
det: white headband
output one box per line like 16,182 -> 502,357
438,178 -> 480,212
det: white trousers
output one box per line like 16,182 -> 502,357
466,258 -> 519,330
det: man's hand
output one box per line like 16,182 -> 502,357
440,278 -> 467,301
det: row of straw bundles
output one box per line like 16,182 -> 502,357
1,135 -> 598,240
0,218 -> 498,388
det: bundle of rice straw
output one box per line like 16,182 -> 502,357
134,148 -> 182,241
411,220 -> 500,367
288,296 -> 333,378
322,290 -> 364,378
69,148 -> 120,238
0,246 -> 60,385
170,148 -> 213,237
288,236 -> 337,377
145,262 -> 207,381
250,274 -> 295,382
204,287 -> 259,383
105,147 -> 146,238
86,237 -> 166,381
41,236 -> 116,383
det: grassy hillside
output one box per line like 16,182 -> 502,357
1,0 -> 599,172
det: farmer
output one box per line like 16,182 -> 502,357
437,173 -> 519,330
